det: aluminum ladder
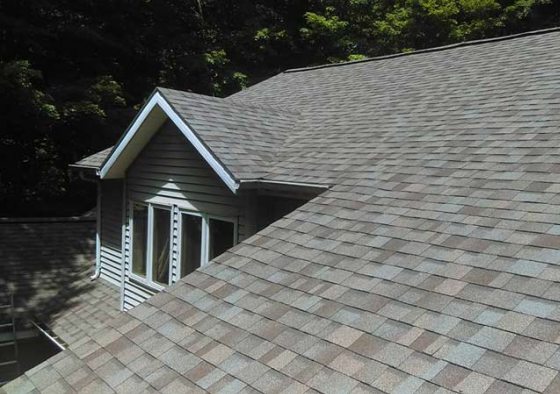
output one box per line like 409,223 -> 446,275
0,293 -> 19,385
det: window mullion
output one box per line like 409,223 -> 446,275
201,214 -> 209,266
147,204 -> 154,282
169,205 -> 175,285
129,203 -> 134,277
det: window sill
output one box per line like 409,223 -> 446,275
128,272 -> 166,291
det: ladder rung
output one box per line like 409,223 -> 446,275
0,341 -> 15,347
0,360 -> 17,367
0,305 -> 12,309
0,323 -> 13,328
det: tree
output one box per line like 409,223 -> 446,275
0,60 -> 61,213
0,0 -> 558,216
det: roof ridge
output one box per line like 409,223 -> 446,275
224,97 -> 302,116
284,26 -> 560,74
157,86 -> 301,116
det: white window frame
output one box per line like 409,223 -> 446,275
177,210 -> 206,278
129,202 -> 173,290
129,202 -> 149,282
206,214 -> 238,262
177,210 -> 238,279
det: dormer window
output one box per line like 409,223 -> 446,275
130,201 -> 237,288
130,203 -> 172,287
178,212 -> 236,278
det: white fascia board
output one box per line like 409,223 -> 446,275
156,94 -> 239,193
239,179 -> 330,189
99,94 -> 159,179
100,91 -> 239,193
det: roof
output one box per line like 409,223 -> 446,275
10,28 -> 560,393
81,88 -> 300,185
71,146 -> 114,170
0,217 -> 120,346
159,88 -> 299,180
74,28 -> 560,190
229,28 -> 560,185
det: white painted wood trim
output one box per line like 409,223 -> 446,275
177,210 -> 205,278
208,214 -> 239,245
202,215 -> 210,267
119,178 -> 127,311
100,91 -> 239,193
239,179 -> 330,189
146,204 -> 154,283
150,204 -> 174,286
128,201 -> 172,290
176,210 -> 238,278
30,321 -> 66,351
94,181 -> 101,277
129,272 -> 165,292
128,202 -> 147,281
206,214 -> 238,264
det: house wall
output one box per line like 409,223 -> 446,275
99,180 -> 124,286
121,121 -> 256,310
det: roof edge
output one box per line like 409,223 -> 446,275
68,163 -> 99,170
99,89 -> 240,193
161,86 -> 302,116
239,179 -> 330,190
155,88 -> 241,192
284,26 -> 560,73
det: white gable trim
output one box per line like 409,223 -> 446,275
99,91 -> 239,193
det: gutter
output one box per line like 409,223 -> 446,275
239,179 -> 330,189
239,179 -> 331,196
75,169 -> 102,280
30,321 -> 66,351
91,179 -> 102,280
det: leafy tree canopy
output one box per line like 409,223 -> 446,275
0,0 -> 558,216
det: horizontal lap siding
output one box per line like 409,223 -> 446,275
100,180 -> 123,287
122,121 -> 253,310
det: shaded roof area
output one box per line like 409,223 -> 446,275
9,29 -> 560,393
0,218 -> 120,346
71,146 -> 113,171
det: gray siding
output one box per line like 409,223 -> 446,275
122,121 -> 254,310
99,180 -> 123,286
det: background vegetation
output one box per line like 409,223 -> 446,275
1,0 -> 558,216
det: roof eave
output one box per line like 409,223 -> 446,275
99,89 -> 240,194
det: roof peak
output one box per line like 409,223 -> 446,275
284,26 -> 560,74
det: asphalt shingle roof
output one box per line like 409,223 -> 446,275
71,146 -> 114,170
0,218 -> 120,346
10,28 -> 560,393
158,88 -> 300,180
72,89 -> 300,181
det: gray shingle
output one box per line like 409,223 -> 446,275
11,28 -> 560,394
503,361 -> 558,392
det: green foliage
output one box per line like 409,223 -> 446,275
0,60 -> 63,213
0,0 -> 558,215
89,76 -> 127,108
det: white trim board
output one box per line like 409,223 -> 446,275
99,91 -> 239,193
239,179 -> 330,189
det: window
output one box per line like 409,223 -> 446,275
131,204 -> 148,277
130,201 -> 237,285
179,213 -> 236,279
208,218 -> 235,260
130,203 -> 171,287
152,207 -> 171,285
180,213 -> 203,277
